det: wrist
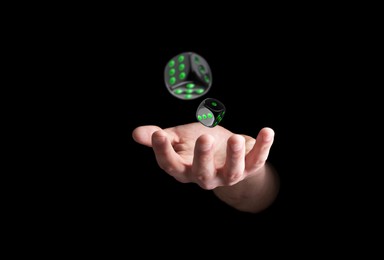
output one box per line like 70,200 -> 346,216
213,163 -> 280,213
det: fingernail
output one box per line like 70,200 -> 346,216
231,143 -> 243,152
200,142 -> 212,151
153,136 -> 166,144
263,134 -> 272,142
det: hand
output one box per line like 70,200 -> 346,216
132,122 -> 279,213
132,122 -> 274,189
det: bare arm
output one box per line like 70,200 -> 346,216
213,163 -> 279,213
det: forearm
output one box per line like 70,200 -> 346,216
213,163 -> 280,213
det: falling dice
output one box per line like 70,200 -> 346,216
164,52 -> 212,100
196,98 -> 226,127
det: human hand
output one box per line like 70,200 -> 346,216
132,122 -> 275,190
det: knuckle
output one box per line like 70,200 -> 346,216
160,164 -> 177,175
227,172 -> 242,183
199,182 -> 216,190
196,175 -> 216,190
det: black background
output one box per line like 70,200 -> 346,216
59,40 -> 335,233
7,6 -> 382,254
22,24 -> 374,246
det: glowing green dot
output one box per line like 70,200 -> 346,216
194,56 -> 200,63
169,77 -> 176,85
169,60 -> 175,67
197,115 -> 202,120
169,68 -> 175,76
195,88 -> 204,94
185,89 -> 193,94
178,55 -> 185,62
174,89 -> 183,94
199,65 -> 205,74
207,113 -> 213,118
179,72 -> 186,80
178,64 -> 185,71
186,83 -> 195,88
185,94 -> 192,99
211,102 -> 217,106
204,75 -> 210,83
202,114 -> 207,120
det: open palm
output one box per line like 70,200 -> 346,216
132,122 -> 274,190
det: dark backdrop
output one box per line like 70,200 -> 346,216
11,8 -> 380,254
40,33 -> 356,241
65,42 -> 329,231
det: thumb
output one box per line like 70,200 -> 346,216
132,125 -> 163,147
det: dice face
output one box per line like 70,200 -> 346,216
164,52 -> 212,100
196,98 -> 226,127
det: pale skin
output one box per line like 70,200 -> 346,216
132,122 -> 280,213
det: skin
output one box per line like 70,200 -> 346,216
132,122 -> 280,213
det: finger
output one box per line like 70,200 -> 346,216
192,134 -> 216,189
245,127 -> 275,172
132,125 -> 162,146
223,134 -> 246,185
132,125 -> 177,147
152,130 -> 186,176
241,134 -> 256,154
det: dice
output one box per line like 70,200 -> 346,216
164,52 -> 212,100
196,98 -> 226,127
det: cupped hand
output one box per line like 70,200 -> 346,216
132,122 -> 274,190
